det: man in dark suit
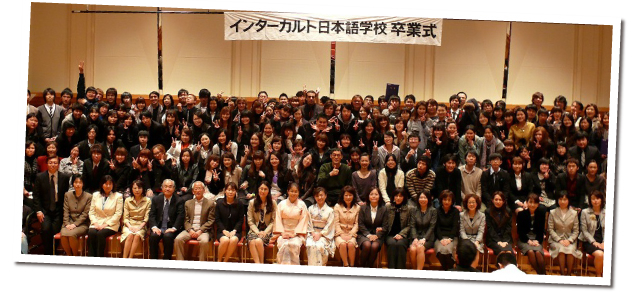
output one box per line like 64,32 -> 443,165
480,153 -> 511,208
81,144 -> 111,193
400,134 -> 425,173
299,90 -> 323,122
32,156 -> 70,255
148,179 -> 185,260
568,131 -> 602,174
136,111 -> 164,149
129,130 -> 150,160
555,158 -> 587,211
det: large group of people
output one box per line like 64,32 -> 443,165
22,62 -> 608,276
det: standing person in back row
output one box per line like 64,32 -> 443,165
37,88 -> 65,142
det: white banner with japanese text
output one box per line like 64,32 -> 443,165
225,12 -> 442,46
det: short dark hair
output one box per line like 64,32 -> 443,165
138,130 -> 149,137
488,153 -> 502,162
496,252 -> 517,267
199,88 -> 211,99
456,239 -> 478,268
449,94 -> 460,103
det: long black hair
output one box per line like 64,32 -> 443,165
254,181 -> 274,214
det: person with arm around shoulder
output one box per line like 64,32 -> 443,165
87,175 -> 124,257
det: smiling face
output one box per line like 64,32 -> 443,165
287,185 -> 299,202
467,197 -> 477,212
418,193 -> 428,208
258,183 -> 270,200
493,194 -> 504,209
343,191 -> 354,207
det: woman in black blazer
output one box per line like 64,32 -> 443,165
409,191 -> 437,270
382,188 -> 411,269
358,188 -> 387,268
516,193 -> 547,274
485,191 -> 514,256
509,156 -> 534,214
215,182 -> 245,262
434,190 -> 460,270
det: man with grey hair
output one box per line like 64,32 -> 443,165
174,182 -> 216,261
148,179 -> 184,260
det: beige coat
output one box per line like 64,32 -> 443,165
89,191 -> 124,231
247,199 -> 277,235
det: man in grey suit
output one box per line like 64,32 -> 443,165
36,88 -> 65,141
174,181 -> 216,261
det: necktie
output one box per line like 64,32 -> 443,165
49,105 -> 54,117
452,111 -> 457,120
581,150 -> 586,167
93,164 -> 98,177
493,172 -> 498,184
49,174 -> 56,211
162,198 -> 170,230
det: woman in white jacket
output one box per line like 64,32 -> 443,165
166,128 -> 194,164
87,175 -> 124,257
378,154 -> 404,205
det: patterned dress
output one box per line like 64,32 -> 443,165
306,203 -> 335,266
273,198 -> 309,265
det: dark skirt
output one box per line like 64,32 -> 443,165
517,240 -> 544,255
488,241 -> 515,256
358,234 -> 384,247
583,241 -> 604,255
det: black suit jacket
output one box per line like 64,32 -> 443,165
82,159 -> 111,193
32,171 -> 70,216
400,147 -> 426,173
148,194 -> 185,231
101,140 -> 126,162
433,166 -> 463,206
358,204 -> 387,239
481,168 -> 511,207
568,145 -> 602,173
516,207 -> 546,244
508,172 -> 534,211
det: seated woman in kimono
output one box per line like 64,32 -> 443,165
305,187 -> 335,266
273,183 -> 309,265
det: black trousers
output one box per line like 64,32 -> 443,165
149,230 -> 178,260
386,236 -> 408,269
41,212 -> 62,255
87,228 -> 117,257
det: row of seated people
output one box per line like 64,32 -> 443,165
26,154 -> 605,276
